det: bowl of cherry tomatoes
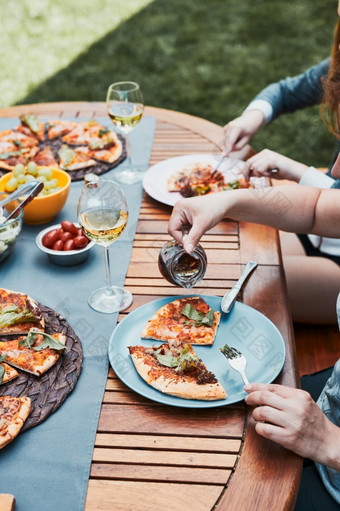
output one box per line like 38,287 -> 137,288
35,220 -> 95,266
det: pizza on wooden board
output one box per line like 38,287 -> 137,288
141,296 -> 221,345
0,115 -> 124,180
129,340 -> 226,401
0,395 -> 31,448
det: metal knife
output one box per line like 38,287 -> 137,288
221,261 -> 258,313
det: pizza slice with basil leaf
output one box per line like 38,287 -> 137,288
58,144 -> 96,171
141,296 -> 220,345
0,355 -> 19,385
0,289 -> 45,335
17,114 -> 45,142
129,341 -> 226,400
0,329 -> 66,376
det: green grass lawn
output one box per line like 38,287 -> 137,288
1,0 -> 337,165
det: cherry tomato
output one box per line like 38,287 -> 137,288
61,221 -> 78,236
52,240 -> 64,251
42,229 -> 59,249
64,239 -> 75,251
61,231 -> 73,242
77,228 -> 83,236
56,228 -> 64,238
73,235 -> 88,249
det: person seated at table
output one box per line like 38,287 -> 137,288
167,148 -> 340,510
219,15 -> 340,325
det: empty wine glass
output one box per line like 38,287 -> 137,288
106,81 -> 144,184
77,179 -> 133,313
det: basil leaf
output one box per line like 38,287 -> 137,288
18,330 -> 37,348
58,145 -> 75,167
99,128 -> 110,137
32,331 -> 66,351
0,365 -> 5,385
21,114 -> 40,134
201,309 -> 214,327
0,355 -> 7,384
0,306 -> 38,328
182,304 -> 203,322
181,304 -> 214,327
154,351 -> 178,368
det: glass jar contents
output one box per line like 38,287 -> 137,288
158,239 -> 207,288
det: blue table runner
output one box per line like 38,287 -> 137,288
0,116 -> 155,511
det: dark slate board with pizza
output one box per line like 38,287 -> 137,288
0,302 -> 83,432
0,115 -> 126,182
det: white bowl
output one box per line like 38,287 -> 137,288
35,223 -> 95,266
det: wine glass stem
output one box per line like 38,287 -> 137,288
125,131 -> 132,169
104,246 -> 113,295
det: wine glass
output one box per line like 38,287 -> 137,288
106,81 -> 144,184
77,179 -> 133,313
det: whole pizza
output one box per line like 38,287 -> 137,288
0,114 -> 126,181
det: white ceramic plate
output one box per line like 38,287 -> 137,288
142,153 -> 266,207
108,295 -> 286,409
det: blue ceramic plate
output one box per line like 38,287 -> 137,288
108,295 -> 286,409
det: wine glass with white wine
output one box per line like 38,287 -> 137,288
77,179 -> 133,313
106,81 -> 144,184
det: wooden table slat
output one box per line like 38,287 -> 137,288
94,433 -> 241,452
90,463 -> 232,485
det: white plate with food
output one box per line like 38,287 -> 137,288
108,295 -> 286,409
142,153 -> 267,207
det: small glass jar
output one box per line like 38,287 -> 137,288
158,239 -> 207,288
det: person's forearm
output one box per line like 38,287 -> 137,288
317,421 -> 340,471
222,185 -> 322,233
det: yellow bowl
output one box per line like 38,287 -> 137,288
0,169 -> 71,225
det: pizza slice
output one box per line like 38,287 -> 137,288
58,144 -> 96,171
129,341 -> 226,401
141,296 -> 220,345
33,146 -> 59,167
46,120 -> 77,140
168,162 -> 225,197
89,140 -> 123,164
0,329 -> 66,376
0,396 -> 31,448
0,129 -> 39,148
0,288 -> 45,335
17,114 -> 45,142
0,357 -> 19,385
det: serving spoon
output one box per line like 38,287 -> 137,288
0,181 -> 44,224
0,181 -> 43,209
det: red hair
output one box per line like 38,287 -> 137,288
322,19 -> 340,136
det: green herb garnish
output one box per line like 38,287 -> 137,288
0,354 -> 7,384
154,344 -> 199,372
220,344 -> 241,359
181,304 -> 214,327
18,329 -> 66,351
58,145 -> 75,167
99,128 -> 110,137
21,114 -> 41,134
223,180 -> 241,191
0,305 -> 38,328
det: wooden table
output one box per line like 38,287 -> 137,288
0,103 -> 302,511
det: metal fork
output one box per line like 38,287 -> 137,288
220,344 -> 249,385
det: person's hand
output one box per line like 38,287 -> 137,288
245,149 -> 308,181
224,110 -> 265,155
244,383 -> 338,465
168,194 -> 228,253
